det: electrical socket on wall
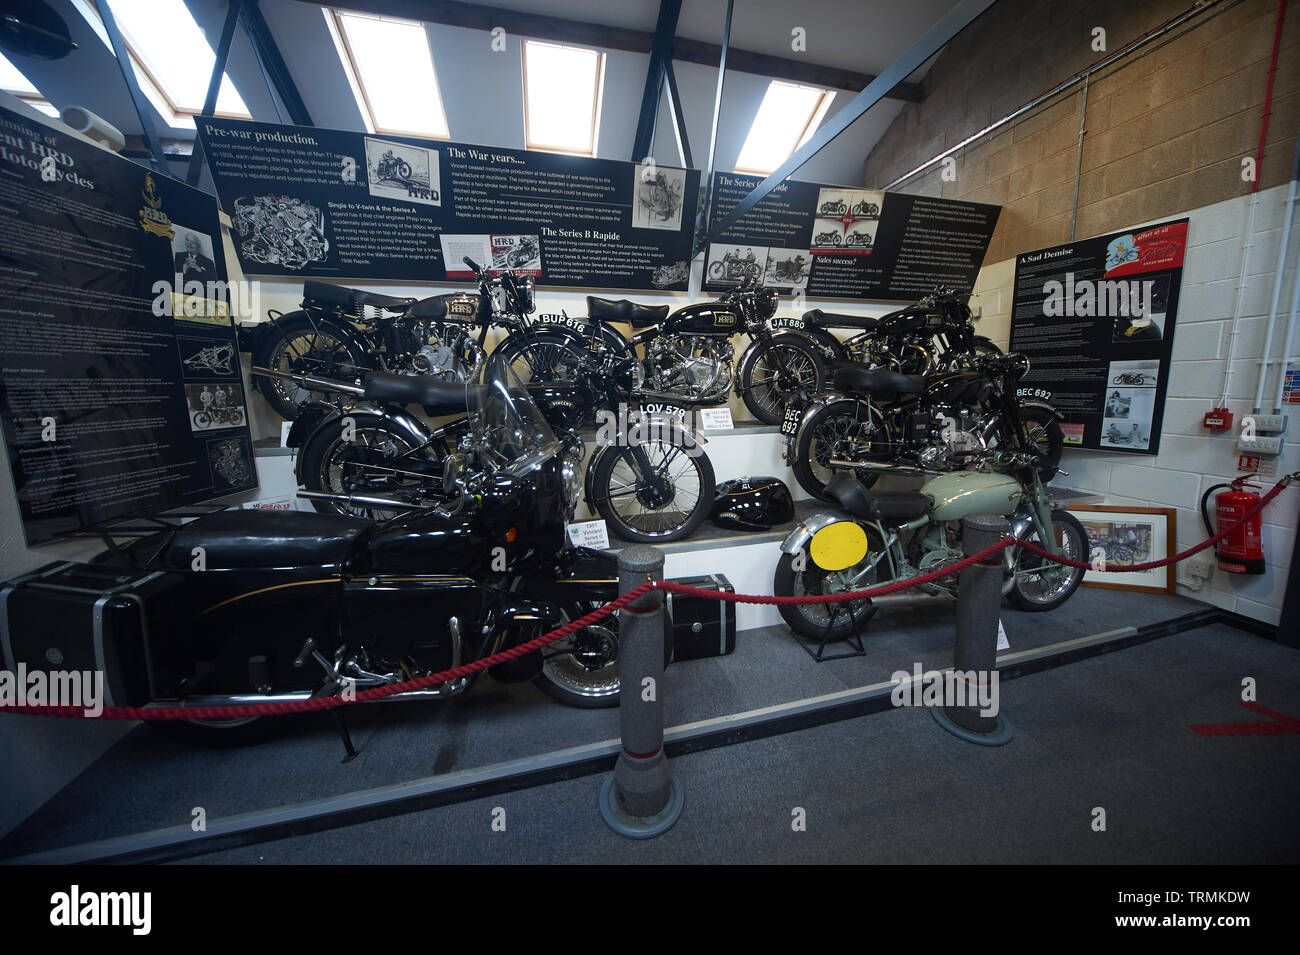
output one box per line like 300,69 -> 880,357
1187,558 -> 1212,580
1246,414 -> 1288,434
1236,434 -> 1284,455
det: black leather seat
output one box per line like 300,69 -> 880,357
832,362 -> 926,395
587,296 -> 671,327
827,474 -> 931,522
303,280 -> 415,311
363,372 -> 486,414
162,510 -> 373,570
803,309 -> 880,330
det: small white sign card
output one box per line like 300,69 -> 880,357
997,619 -> 1010,651
280,420 -> 293,447
699,407 -> 734,430
566,519 -> 611,550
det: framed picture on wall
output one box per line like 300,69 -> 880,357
1069,505 -> 1177,595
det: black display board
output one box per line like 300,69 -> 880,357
195,118 -> 700,291
1008,219 -> 1188,455
701,171 -> 1000,300
0,106 -> 256,544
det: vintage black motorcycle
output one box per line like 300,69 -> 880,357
496,276 -> 826,426
286,341 -> 717,543
784,351 -> 1066,501
813,230 -> 843,247
251,262 -> 552,420
0,366 -> 639,747
819,199 -> 848,216
788,287 -> 1002,373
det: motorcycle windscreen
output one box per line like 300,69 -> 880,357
475,362 -> 562,476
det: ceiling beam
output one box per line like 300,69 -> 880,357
631,0 -> 682,161
310,0 -> 926,102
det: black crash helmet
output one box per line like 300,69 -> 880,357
710,476 -> 795,531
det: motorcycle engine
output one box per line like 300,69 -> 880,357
408,323 -> 481,382
647,334 -> 734,402
918,409 -> 987,471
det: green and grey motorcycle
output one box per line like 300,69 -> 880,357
772,450 -> 1087,641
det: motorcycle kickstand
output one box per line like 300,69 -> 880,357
330,707 -> 360,764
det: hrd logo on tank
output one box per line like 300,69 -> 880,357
49,886 -> 151,935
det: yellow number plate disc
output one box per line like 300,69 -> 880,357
809,522 -> 869,571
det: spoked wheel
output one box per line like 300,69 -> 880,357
300,415 -> 445,521
772,523 -> 891,641
193,410 -> 211,428
1007,508 -> 1087,611
491,332 -> 586,385
741,338 -> 825,424
591,432 -> 714,543
254,313 -> 369,419
791,399 -> 890,501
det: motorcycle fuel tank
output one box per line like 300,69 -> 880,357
922,470 -> 1022,522
665,301 -> 741,336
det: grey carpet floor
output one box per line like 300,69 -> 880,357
0,589 -> 1293,863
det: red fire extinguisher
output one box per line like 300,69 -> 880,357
1201,477 -> 1266,575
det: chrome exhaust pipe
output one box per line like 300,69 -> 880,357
828,459 -> 931,476
251,365 -> 365,396
296,489 -> 431,510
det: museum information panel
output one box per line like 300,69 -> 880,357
1009,219 -> 1187,455
0,106 -> 256,544
196,118 -> 700,291
702,172 -> 1000,300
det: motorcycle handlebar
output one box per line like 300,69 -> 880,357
463,256 -> 482,274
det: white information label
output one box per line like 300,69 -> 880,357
699,407 -> 734,430
997,619 -> 1010,651
566,519 -> 611,550
280,420 -> 293,448
243,496 -> 293,510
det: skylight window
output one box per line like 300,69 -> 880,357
0,53 -> 57,115
734,80 -> 835,176
73,0 -> 250,126
522,39 -> 604,156
327,10 -> 449,139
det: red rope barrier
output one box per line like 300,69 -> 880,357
4,476 -> 1293,721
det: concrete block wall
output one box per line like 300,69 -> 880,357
863,0 -> 1300,266
970,184 -> 1299,625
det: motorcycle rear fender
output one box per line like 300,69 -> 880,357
531,320 -> 628,355
796,326 -> 846,360
282,306 -> 375,361
793,391 -> 866,439
779,509 -> 854,556
294,402 -> 433,484
285,400 -> 335,450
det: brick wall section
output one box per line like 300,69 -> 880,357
862,0 -> 1300,265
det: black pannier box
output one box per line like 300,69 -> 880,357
1,563 -> 187,709
665,573 -> 736,661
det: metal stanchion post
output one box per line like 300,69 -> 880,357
600,544 -> 684,838
932,512 -> 1014,746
